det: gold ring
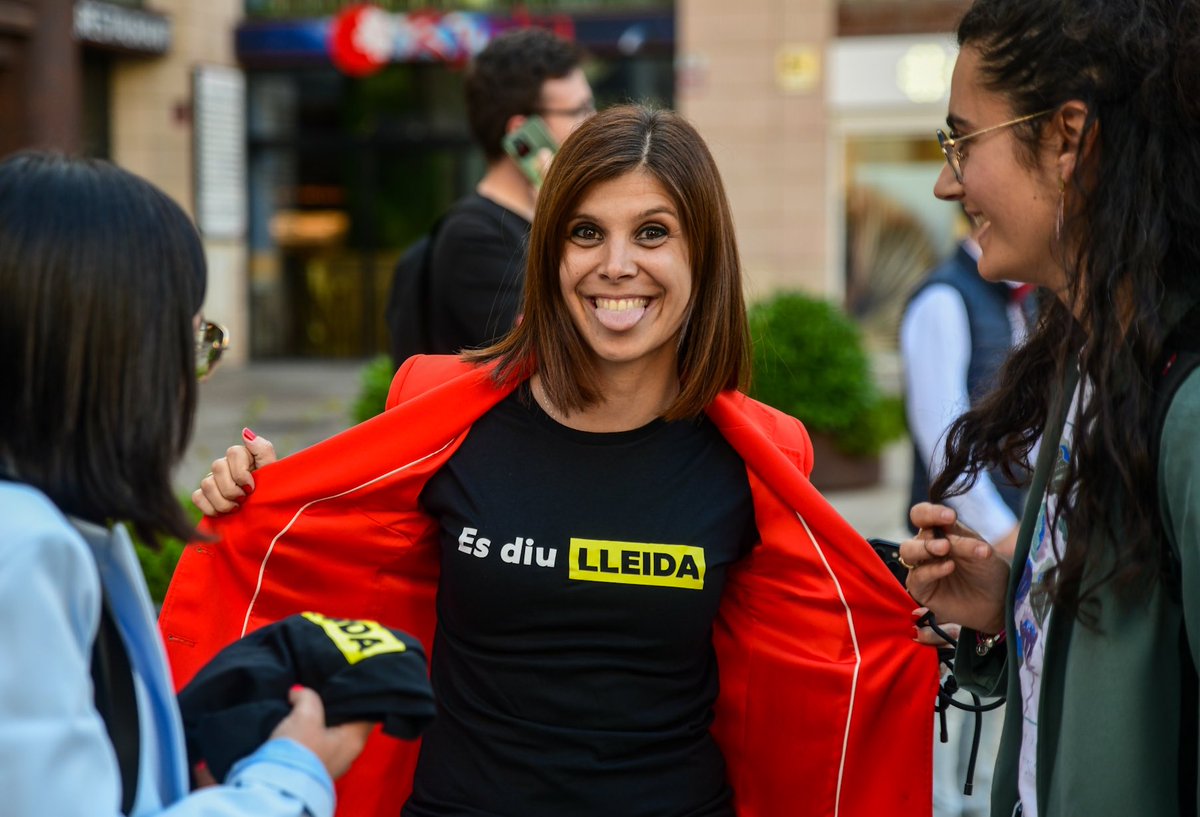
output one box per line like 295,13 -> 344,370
204,472 -> 214,480
897,553 -> 917,571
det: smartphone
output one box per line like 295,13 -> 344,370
867,538 -> 909,588
502,116 -> 557,189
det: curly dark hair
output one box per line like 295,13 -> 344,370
930,0 -> 1200,624
465,28 -> 584,162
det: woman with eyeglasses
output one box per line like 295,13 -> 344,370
0,153 -> 371,816
166,105 -> 936,817
899,1 -> 1200,815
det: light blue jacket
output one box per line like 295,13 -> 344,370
0,482 -> 335,817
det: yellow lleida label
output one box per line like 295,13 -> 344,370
301,612 -> 407,665
568,539 -> 705,590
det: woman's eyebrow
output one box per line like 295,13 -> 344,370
636,207 -> 677,220
946,113 -> 969,133
569,207 -> 678,222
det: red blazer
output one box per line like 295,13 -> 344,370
161,356 -> 935,817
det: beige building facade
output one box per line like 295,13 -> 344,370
2,1 -> 969,361
110,0 -> 249,364
678,0 -> 968,319
677,0 -> 835,303
0,0 -> 248,362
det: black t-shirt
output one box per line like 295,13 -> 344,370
404,386 -> 758,817
427,193 -> 530,355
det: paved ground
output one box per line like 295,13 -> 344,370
182,360 -> 364,492
182,361 -> 913,544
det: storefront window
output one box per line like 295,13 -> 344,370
246,42 -> 673,358
247,64 -> 476,358
245,1 -> 671,18
843,135 -> 952,350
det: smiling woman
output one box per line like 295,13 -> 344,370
558,172 -> 692,386
173,104 -> 937,817
932,45 -> 1067,290
900,1 -> 1200,815
472,105 -> 746,430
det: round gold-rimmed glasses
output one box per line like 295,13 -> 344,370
195,319 -> 229,381
936,109 -> 1055,183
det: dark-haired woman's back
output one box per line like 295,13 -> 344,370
0,152 -> 371,817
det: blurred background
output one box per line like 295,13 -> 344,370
2,0 -> 974,537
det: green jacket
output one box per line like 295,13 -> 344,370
956,364 -> 1200,816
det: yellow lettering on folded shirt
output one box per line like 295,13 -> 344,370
569,539 -> 705,590
301,611 -> 407,665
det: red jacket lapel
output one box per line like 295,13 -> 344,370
160,357 -> 935,817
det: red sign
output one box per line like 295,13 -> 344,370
329,4 -> 394,77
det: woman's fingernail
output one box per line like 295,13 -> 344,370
243,427 -> 257,442
290,684 -> 303,693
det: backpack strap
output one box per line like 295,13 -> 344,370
385,214 -> 448,366
413,215 -> 448,354
91,587 -> 140,815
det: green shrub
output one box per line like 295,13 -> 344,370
352,354 -> 397,424
749,292 -> 905,457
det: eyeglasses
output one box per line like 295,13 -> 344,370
936,109 -> 1054,184
536,101 -> 597,120
195,319 -> 229,381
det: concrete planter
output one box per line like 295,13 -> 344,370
808,432 -> 883,491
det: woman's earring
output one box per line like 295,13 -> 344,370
1055,177 -> 1065,242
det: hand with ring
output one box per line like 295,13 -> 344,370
900,502 -> 1010,635
192,427 -> 279,517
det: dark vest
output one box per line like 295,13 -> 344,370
907,246 -> 1028,528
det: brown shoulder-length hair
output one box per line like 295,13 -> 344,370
465,104 -> 750,420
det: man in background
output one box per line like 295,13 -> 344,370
394,28 -> 593,360
901,218 -> 1035,817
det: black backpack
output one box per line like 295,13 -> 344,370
384,218 -> 445,367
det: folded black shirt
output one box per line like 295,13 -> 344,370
177,612 -> 436,781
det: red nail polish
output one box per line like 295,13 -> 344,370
290,684 -> 303,692
243,427 -> 257,442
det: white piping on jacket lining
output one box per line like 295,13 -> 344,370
240,436 -> 461,637
795,510 -> 861,817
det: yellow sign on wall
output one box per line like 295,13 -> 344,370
776,45 -> 821,93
